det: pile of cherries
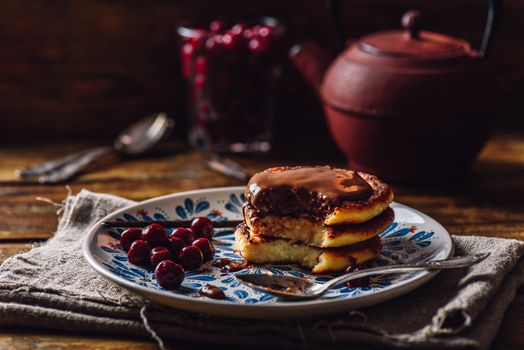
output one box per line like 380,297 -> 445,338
180,20 -> 283,78
179,20 -> 284,148
120,217 -> 216,290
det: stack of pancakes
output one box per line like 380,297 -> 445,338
234,166 -> 394,273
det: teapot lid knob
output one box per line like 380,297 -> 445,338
402,10 -> 423,39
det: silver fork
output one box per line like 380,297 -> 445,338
235,253 -> 490,301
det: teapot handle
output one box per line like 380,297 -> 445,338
326,0 -> 503,59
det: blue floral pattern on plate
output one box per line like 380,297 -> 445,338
91,188 -> 450,305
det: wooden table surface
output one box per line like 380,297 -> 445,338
1,133 -> 523,349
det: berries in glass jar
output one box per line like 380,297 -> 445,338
127,240 -> 150,265
177,18 -> 285,152
120,228 -> 142,252
209,20 -> 225,32
190,217 -> 214,239
248,38 -> 268,54
192,238 -> 215,261
242,28 -> 254,40
180,43 -> 194,63
257,25 -> 273,38
205,36 -> 219,53
194,56 -> 207,74
155,260 -> 185,290
231,23 -> 247,35
178,245 -> 204,270
194,74 -> 206,90
189,29 -> 206,48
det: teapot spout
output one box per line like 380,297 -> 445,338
289,41 -> 333,98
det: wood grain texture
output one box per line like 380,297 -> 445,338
0,330 -> 157,350
0,0 -> 523,141
1,133 -> 524,240
0,133 -> 523,349
0,243 -> 33,264
492,295 -> 524,350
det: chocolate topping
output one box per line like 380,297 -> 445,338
212,258 -> 250,272
246,166 -> 373,220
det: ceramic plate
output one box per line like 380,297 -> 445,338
83,186 -> 453,318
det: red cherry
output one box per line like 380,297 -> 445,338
120,228 -> 142,252
248,38 -> 268,54
194,56 -> 207,74
194,74 -> 206,90
209,20 -> 225,32
155,260 -> 185,290
127,240 -> 150,265
242,29 -> 254,40
205,36 -> 219,53
141,224 -> 168,247
178,245 -> 203,270
180,43 -> 194,62
190,217 -> 214,239
149,247 -> 174,267
192,238 -> 215,261
166,236 -> 186,256
215,34 -> 225,45
221,33 -> 236,50
171,228 -> 194,246
257,25 -> 273,38
231,23 -> 247,35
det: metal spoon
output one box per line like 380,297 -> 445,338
16,113 -> 174,184
235,253 -> 490,301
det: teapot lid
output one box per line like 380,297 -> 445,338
357,10 -> 474,61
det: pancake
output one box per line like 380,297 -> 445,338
325,172 -> 394,225
245,166 -> 393,225
245,206 -> 394,248
234,224 -> 382,274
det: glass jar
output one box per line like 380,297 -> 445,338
177,18 -> 285,153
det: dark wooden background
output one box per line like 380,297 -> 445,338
1,0 -> 523,143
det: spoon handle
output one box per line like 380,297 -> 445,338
206,154 -> 250,182
320,253 -> 490,292
16,148 -> 97,178
38,146 -> 113,184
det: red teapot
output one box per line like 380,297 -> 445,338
290,0 -> 501,182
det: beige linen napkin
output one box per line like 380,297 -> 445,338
0,189 -> 523,349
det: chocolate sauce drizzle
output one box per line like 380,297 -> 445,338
199,284 -> 226,300
212,258 -> 250,272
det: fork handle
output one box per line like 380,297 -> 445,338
16,147 -> 98,178
38,146 -> 113,184
320,254 -> 488,292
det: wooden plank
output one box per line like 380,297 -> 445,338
492,293 -> 524,350
0,330 -> 157,350
0,243 -> 33,264
1,134 -> 524,241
